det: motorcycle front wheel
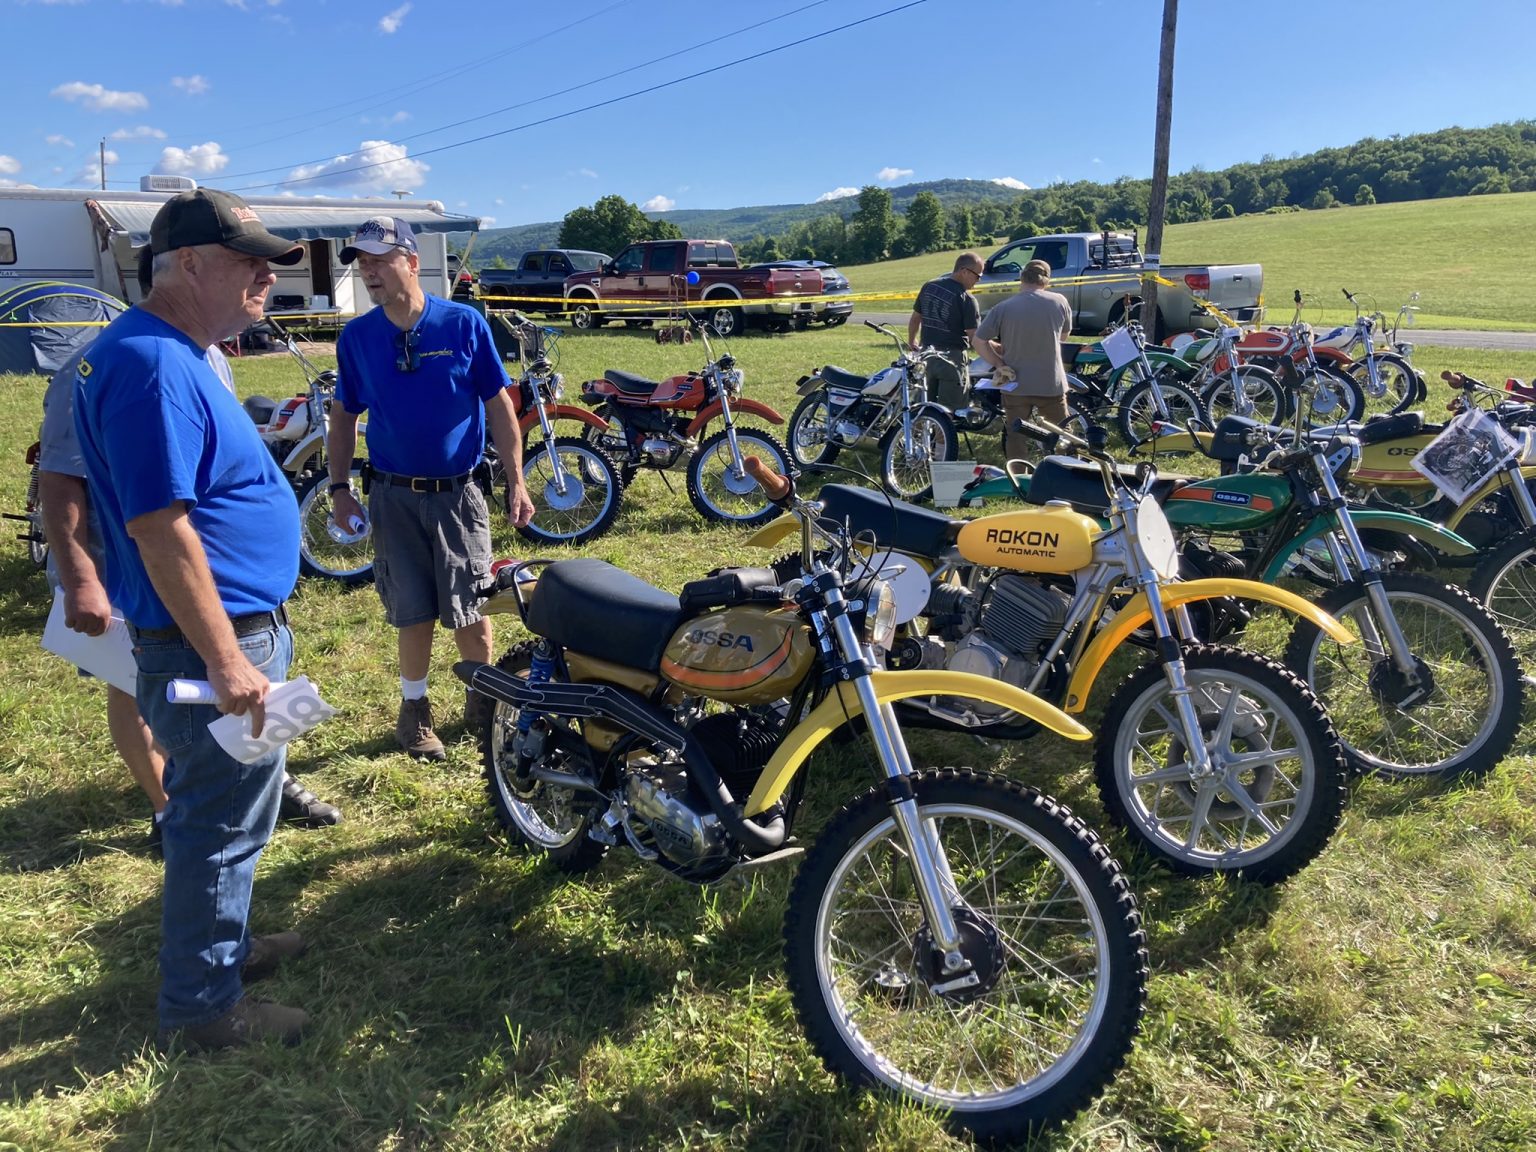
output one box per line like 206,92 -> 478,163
783,769 -> 1147,1142
1349,352 -> 1423,416
480,642 -> 607,873
517,436 -> 624,547
294,461 -> 374,586
1200,365 -> 1290,426
685,427 -> 790,527
1469,528 -> 1536,674
1095,646 -> 1347,884
878,408 -> 958,502
1283,572 -> 1523,780
1115,378 -> 1207,450
1296,365 -> 1366,425
786,390 -> 842,469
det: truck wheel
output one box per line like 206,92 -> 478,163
570,301 -> 602,330
695,297 -> 745,338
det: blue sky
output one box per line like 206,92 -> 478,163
3,0 -> 1533,229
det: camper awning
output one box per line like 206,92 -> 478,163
85,199 -> 480,246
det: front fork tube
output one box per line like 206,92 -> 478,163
1506,466 -> 1536,529
1143,590 -> 1216,775
832,612 -> 965,961
533,401 -> 572,494
717,395 -> 749,477
1321,496 -> 1421,676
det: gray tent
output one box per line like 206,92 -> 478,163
0,282 -> 126,376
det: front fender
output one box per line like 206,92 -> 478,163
1443,467 -> 1536,530
1142,428 -> 1212,454
1061,578 -> 1354,712
684,398 -> 786,437
1259,510 -> 1475,582
743,669 -> 1091,817
518,403 -> 610,435
744,516 -> 800,553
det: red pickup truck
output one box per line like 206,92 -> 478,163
561,239 -> 824,337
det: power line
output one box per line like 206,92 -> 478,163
230,0 -> 927,193
216,0 -> 832,183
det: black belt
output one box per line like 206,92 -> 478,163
375,470 -> 473,493
131,604 -> 289,644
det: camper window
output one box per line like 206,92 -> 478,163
0,229 -> 14,265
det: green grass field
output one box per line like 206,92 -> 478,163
838,192 -> 1536,331
1,325 -> 1534,1151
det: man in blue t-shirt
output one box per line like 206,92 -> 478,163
74,187 -> 313,1052
328,217 -> 534,761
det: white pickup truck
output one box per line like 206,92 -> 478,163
974,230 -> 1263,340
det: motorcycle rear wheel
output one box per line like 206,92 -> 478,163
295,461 -> 374,586
783,768 -> 1146,1142
517,436 -> 624,547
786,391 -> 842,469
878,409 -> 958,502
1094,646 -> 1347,884
480,642 -> 607,873
1283,572 -> 1522,780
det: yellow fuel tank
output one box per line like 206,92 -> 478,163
659,606 -> 816,705
1354,434 -> 1436,485
956,505 -> 1098,573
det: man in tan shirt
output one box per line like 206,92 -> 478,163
971,259 -> 1074,460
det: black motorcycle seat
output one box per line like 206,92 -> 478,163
817,484 -> 962,558
818,365 -> 871,392
1358,411 -> 1425,444
1025,455 -> 1192,515
243,395 -> 277,425
603,369 -> 661,395
526,558 -> 684,672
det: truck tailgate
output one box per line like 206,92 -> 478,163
1203,263 -> 1263,311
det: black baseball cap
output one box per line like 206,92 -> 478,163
149,187 -> 304,265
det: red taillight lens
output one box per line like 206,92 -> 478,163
1184,272 -> 1211,293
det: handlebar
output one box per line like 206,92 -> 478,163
743,455 -> 794,507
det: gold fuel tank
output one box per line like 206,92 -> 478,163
955,505 -> 1098,573
659,606 -> 815,705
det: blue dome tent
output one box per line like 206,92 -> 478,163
0,282 -> 127,376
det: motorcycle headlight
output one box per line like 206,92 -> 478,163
860,578 -> 898,652
547,373 -> 565,402
724,368 -> 744,396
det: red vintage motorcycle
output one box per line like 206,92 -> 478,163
1224,291 -> 1366,422
580,323 -> 791,527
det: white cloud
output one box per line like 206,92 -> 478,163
45,134 -> 75,148
479,215 -> 496,227
990,176 -> 1031,190
1091,157 -> 1102,165
578,167 -> 597,178
642,195 -> 675,213
74,148 -> 120,185
378,3 -> 411,33
0,156 -> 21,175
171,75 -> 211,96
109,125 -> 168,140
286,139 -> 429,194
0,179 -> 38,189
493,197 -> 504,206
51,81 -> 149,113
155,142 -> 229,176
877,166 -> 913,182
816,186 -> 859,202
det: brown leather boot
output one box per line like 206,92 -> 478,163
396,696 -> 446,761
158,997 -> 309,1053
242,932 -> 308,983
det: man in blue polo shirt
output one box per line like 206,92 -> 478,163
327,217 -> 534,761
74,187 -> 312,1052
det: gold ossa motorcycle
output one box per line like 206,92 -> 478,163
746,422 -> 1354,885
455,459 -> 1148,1142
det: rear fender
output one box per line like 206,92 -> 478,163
519,404 -> 609,435
1061,578 -> 1354,712
743,669 -> 1091,816
684,398 -> 786,437
1259,510 -> 1475,581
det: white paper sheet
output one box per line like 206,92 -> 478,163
205,676 -> 336,764
41,589 -> 138,693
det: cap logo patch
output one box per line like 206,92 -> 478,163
231,206 -> 261,223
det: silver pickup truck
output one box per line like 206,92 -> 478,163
974,231 -> 1263,339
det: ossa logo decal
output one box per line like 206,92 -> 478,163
1212,491 -> 1250,505
1385,446 -> 1420,457
685,628 -> 755,652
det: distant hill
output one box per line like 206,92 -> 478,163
462,178 -> 1024,264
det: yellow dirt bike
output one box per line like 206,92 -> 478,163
746,424 -> 1353,884
455,458 -> 1148,1142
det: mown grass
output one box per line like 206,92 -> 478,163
838,192 -> 1536,331
1,325 -> 1533,1152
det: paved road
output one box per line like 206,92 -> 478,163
852,312 -> 1536,351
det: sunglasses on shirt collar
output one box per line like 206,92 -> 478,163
395,327 -> 421,373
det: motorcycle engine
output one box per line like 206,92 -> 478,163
622,713 -> 777,871
923,576 -> 1069,716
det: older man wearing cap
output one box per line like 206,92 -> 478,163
327,216 -> 534,761
74,187 -> 314,1051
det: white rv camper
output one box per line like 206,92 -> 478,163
0,175 -> 478,313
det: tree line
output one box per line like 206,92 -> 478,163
543,120 -> 1536,268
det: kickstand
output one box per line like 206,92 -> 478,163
657,470 -> 678,493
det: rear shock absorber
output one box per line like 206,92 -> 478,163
515,638 -> 557,780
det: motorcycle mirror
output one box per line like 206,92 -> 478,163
1293,289 -> 1303,305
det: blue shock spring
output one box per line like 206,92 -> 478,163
517,640 -> 556,736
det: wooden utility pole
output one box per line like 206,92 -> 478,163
1142,0 -> 1177,338
99,139 -> 107,191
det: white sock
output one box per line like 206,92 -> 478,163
401,676 -> 428,700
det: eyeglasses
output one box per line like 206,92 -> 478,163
395,328 -> 420,373
963,266 -> 984,278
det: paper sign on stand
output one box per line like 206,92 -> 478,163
206,676 -> 336,764
1100,325 -> 1139,370
930,461 -> 980,508
41,589 -> 138,693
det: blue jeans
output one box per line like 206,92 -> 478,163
134,624 -> 292,1030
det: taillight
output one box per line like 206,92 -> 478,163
1184,272 -> 1211,293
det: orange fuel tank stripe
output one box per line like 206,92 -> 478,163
659,630 -> 794,692
1165,487 -> 1275,512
